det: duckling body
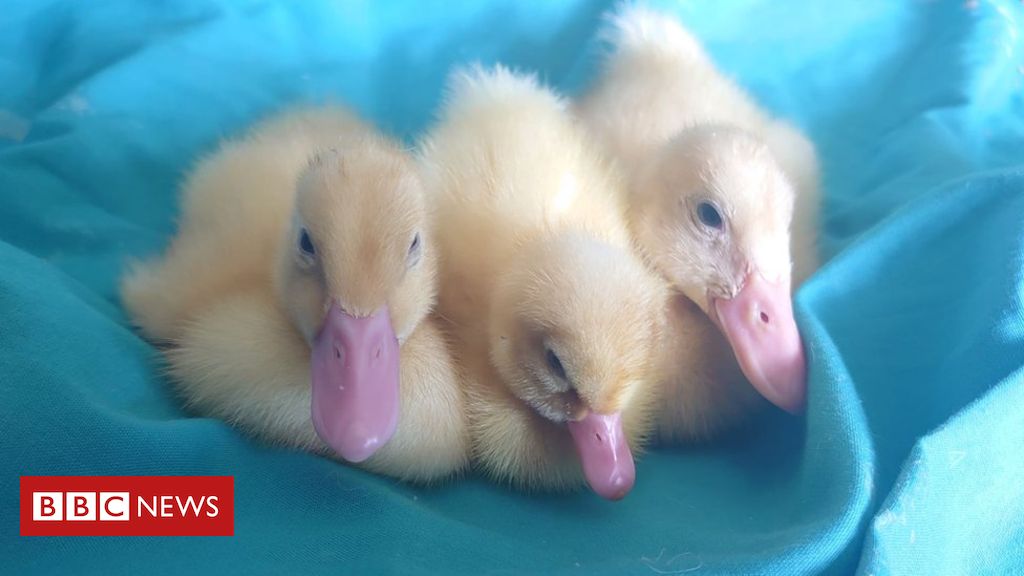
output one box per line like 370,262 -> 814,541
122,107 -> 469,482
577,7 -> 820,417
166,288 -> 468,482
653,295 -> 762,443
421,67 -> 666,498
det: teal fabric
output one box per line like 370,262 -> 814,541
2,1 -> 1023,573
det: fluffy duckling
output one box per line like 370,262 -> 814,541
121,107 -> 469,482
576,6 -> 821,414
420,66 -> 667,499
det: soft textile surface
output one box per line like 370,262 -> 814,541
2,1 -> 1022,574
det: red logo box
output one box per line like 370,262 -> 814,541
20,476 -> 234,536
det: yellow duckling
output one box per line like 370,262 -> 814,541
421,66 -> 667,499
577,6 -> 822,414
122,107 -> 469,482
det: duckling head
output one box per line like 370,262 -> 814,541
631,125 -> 806,413
489,232 -> 664,500
275,142 -> 434,463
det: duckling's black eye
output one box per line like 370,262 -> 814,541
299,228 -> 316,256
406,232 -> 422,268
697,201 -> 723,229
545,348 -> 567,381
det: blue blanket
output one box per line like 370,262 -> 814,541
2,1 -> 1022,574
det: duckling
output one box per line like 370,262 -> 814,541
420,66 -> 667,499
121,107 -> 469,482
576,6 -> 821,414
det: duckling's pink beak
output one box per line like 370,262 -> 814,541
310,302 -> 400,463
567,411 -> 635,500
712,272 -> 807,414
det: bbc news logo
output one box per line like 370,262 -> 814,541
20,476 -> 234,536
